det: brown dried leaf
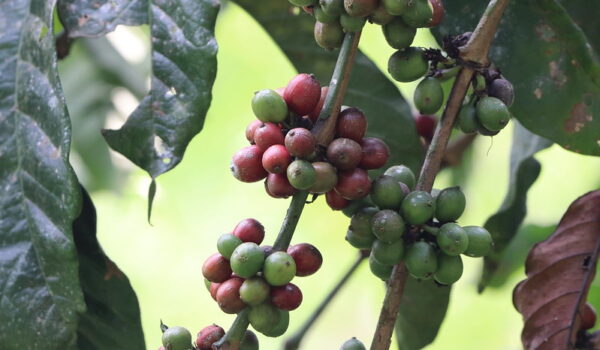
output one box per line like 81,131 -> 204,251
514,190 -> 600,350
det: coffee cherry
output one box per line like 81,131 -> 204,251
289,0 -> 317,6
249,303 -> 280,333
434,253 -> 463,285
372,239 -> 404,265
288,243 -> 323,276
261,245 -> 274,257
369,253 -> 393,280
327,138 -> 363,170
369,4 -> 395,25
284,74 -> 322,116
462,226 -> 493,257
314,6 -> 339,24
162,326 -> 192,350
320,0 -> 345,16
261,309 -> 290,337
271,283 -> 303,310
265,173 -> 297,198
401,0 -> 433,28
285,128 -> 317,158
308,86 -> 329,122
262,145 -> 291,174
382,18 -> 416,50
203,253 -> 232,283
335,168 -> 371,200
476,96 -> 511,131
308,162 -> 338,194
384,165 -> 416,190
217,282 -> 246,313
336,107 -> 367,141
314,21 -> 344,50
359,137 -> 390,170
371,209 -> 405,243
251,89 -> 288,123
230,243 -> 266,278
341,337 -> 367,350
240,330 -> 259,350
428,0 -> 444,27
326,190 -> 350,210
342,197 -> 375,218
264,252 -> 297,286
240,277 -> 271,306
581,303 -> 597,330
436,223 -> 468,256
204,277 -> 211,291
344,0 -> 378,17
209,282 -> 221,301
340,14 -> 366,33
350,206 -> 379,237
435,186 -> 466,223
457,102 -> 479,134
477,123 -> 500,137
195,325 -> 225,350
414,77 -> 444,114
231,145 -> 268,183
346,228 -> 375,249
370,175 -> 404,210
217,233 -> 243,260
287,160 -> 317,190
405,241 -> 438,279
234,218 -> 265,245
401,191 -> 435,225
487,78 -> 514,107
415,114 -> 437,141
254,122 -> 284,150
388,47 -> 428,83
382,0 -> 409,15
245,120 -> 262,143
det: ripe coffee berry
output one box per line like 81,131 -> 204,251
202,253 -> 232,283
327,138 -> 363,170
216,276 -> 246,314
233,218 -> 265,245
254,123 -> 284,150
581,303 -> 597,330
265,173 -> 297,198
308,86 -> 328,122
336,107 -> 367,142
284,74 -> 322,116
209,282 -> 221,301
231,145 -> 268,183
271,283 -> 303,310
288,243 -> 323,277
415,114 -> 437,142
195,325 -> 225,350
245,120 -> 262,143
335,168 -> 372,200
262,145 -> 291,174
326,189 -> 350,210
285,128 -> 316,158
359,137 -> 389,170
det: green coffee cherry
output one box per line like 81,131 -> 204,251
289,0 -> 317,6
263,252 -> 297,286
344,0 -> 378,17
371,209 -> 405,243
341,337 -> 367,350
477,123 -> 500,136
240,330 -> 259,350
346,228 -> 375,249
340,14 -> 366,33
476,96 -> 511,132
401,191 -> 435,225
435,186 -> 466,223
463,226 -> 493,257
249,303 -> 280,333
388,47 -> 428,83
217,233 -> 243,260
162,326 -> 192,350
369,253 -> 393,280
457,102 -> 480,134
369,4 -> 395,25
230,242 -> 265,278
240,278 -> 270,306
251,89 -> 288,123
414,77 -> 444,114
371,175 -> 406,210
261,309 -> 290,337
404,241 -> 437,279
382,18 -> 416,50
384,165 -> 416,190
315,6 -> 339,23
342,197 -> 375,218
382,0 -> 409,15
287,160 -> 317,190
372,239 -> 404,265
401,0 -> 433,28
320,0 -> 345,16
434,254 -> 463,285
436,223 -> 469,256
314,21 -> 344,50
309,162 -> 338,194
350,207 -> 379,237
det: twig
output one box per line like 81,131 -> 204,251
212,309 -> 250,350
272,191 -> 310,251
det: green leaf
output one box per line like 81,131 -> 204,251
232,1 -> 424,174
0,1 -> 85,348
57,0 -> 148,37
74,186 -> 145,349
395,277 -> 451,350
102,0 -> 220,215
433,0 -> 600,156
479,122 -> 552,291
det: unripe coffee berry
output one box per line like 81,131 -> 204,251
327,138 -> 363,170
230,242 -> 266,278
314,21 -> 344,50
415,114 -> 437,141
262,144 -> 291,174
434,253 -> 463,285
234,218 -> 265,245
245,120 -> 262,143
369,254 -> 393,281
265,173 -> 297,198
263,252 -> 297,286
476,96 -> 511,132
370,4 -> 395,25
321,0 -> 345,16
384,164 -> 416,190
285,128 -> 316,158
248,303 -> 280,334
340,14 -> 366,33
462,226 -> 493,257
335,168 -> 372,200
231,145 -> 268,183
240,277 -> 271,306
388,47 -> 428,83
345,228 -> 374,249
382,17 -> 416,49
342,197 -> 375,218
217,233 -> 243,260
261,309 -> 290,337
195,325 -> 225,350
401,191 -> 435,225
240,330 -> 259,350
287,160 -> 317,190
288,243 -> 323,276
326,189 -> 350,210
350,206 -> 379,237
436,223 -> 469,256
314,6 -> 339,24
284,74 -> 322,116
383,0 -> 409,15
414,77 -> 444,115
336,107 -> 367,141
401,0 -> 433,28
308,86 -> 328,122
344,0 -> 378,17
162,326 -> 192,350
202,253 -> 232,283
252,89 -> 288,123
372,239 -> 404,265
371,175 -> 406,210
341,337 -> 367,350
359,137 -> 390,170
271,283 -> 303,310
371,209 -> 405,243
289,0 -> 317,7
435,186 -> 466,223
308,162 -> 338,194
254,123 -> 284,150
404,241 -> 438,279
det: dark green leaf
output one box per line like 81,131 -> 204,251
57,0 -> 148,37
0,1 -> 85,348
233,1 -> 424,174
74,186 -> 145,349
433,0 -> 600,156
479,122 -> 552,291
395,277 -> 451,350
102,0 -> 220,214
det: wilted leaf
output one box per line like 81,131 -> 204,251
0,1 -> 85,348
513,190 -> 600,350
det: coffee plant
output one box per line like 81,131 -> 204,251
2,0 -> 600,349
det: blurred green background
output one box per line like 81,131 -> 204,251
58,3 -> 600,349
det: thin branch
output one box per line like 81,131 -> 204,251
441,133 -> 477,168
272,191 -> 310,251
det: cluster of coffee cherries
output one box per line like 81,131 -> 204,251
343,164 -> 493,284
201,218 -> 323,342
159,324 -> 258,350
231,73 -> 390,208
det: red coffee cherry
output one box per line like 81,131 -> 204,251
358,137 -> 389,170
245,120 -> 262,144
233,218 -> 265,245
581,302 -> 597,330
216,277 -> 246,314
335,168 -> 371,200
231,145 -> 267,183
285,128 -> 317,158
326,190 -> 350,210
283,73 -> 322,116
288,243 -> 323,277
265,173 -> 297,199
271,283 -> 303,311
415,114 -> 437,142
262,145 -> 292,174
195,324 -> 225,350
326,138 -> 363,170
202,253 -> 232,283
254,122 -> 284,150
428,0 -> 445,28
308,86 -> 329,122
209,282 -> 221,301
336,107 -> 367,142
